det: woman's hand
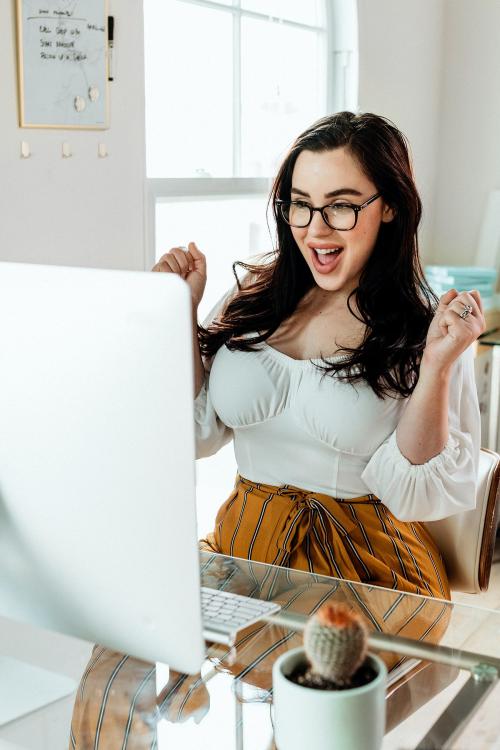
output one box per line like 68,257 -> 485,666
421,288 -> 486,374
152,241 -> 207,310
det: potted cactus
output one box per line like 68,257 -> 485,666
272,602 -> 387,750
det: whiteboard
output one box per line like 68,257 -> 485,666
17,0 -> 108,129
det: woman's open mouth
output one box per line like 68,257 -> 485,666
310,246 -> 344,274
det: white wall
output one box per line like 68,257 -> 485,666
358,0 -> 500,283
434,0 -> 500,277
0,1 -> 146,271
357,0 -> 446,263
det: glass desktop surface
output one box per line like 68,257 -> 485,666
4,552 -> 500,749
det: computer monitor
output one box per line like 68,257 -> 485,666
0,261 -> 205,675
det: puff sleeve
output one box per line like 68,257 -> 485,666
194,286 -> 236,459
360,345 -> 480,521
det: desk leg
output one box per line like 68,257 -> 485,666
415,664 -> 498,749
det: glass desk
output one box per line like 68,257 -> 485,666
2,552 -> 500,750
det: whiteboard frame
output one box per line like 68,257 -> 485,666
16,0 -> 109,130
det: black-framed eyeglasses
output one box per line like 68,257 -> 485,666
276,193 -> 382,231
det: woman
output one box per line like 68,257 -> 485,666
71,111 -> 485,747
154,110 -> 484,600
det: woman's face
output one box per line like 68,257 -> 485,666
288,147 -> 395,300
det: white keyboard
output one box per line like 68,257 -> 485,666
201,586 -> 281,646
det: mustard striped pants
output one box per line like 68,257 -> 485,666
200,474 -> 450,600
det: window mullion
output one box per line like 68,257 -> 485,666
177,0 -> 324,32
232,2 -> 242,177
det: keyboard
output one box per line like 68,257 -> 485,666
201,586 -> 281,646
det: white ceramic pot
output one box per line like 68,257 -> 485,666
272,646 -> 387,750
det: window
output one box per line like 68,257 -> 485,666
144,0 -> 328,179
143,0 -> 358,533
143,0 -> 351,275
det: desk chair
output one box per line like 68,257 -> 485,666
425,446 -> 500,593
386,447 -> 500,731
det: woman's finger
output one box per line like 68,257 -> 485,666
153,246 -> 191,275
440,307 -> 485,348
158,254 -> 182,275
450,292 -> 480,319
152,244 -> 206,287
457,290 -> 480,314
468,289 -> 484,315
187,241 -> 205,261
152,258 -> 170,273
436,289 -> 459,310
169,247 -> 190,275
155,249 -> 183,266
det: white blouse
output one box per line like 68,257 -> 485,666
194,289 -> 481,522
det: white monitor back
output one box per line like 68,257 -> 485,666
0,262 -> 204,673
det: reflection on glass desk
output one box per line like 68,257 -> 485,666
2,552 -> 500,750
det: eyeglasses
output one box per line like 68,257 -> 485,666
276,193 -> 382,231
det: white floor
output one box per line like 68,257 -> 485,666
0,618 -> 92,749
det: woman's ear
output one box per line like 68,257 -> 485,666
381,203 -> 396,223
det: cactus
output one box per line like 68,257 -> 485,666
302,602 -> 368,687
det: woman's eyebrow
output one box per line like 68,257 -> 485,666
291,187 -> 364,198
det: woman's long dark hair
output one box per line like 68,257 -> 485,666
198,111 -> 439,399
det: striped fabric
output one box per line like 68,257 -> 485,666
70,477 -> 452,748
200,475 -> 450,599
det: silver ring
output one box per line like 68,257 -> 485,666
459,304 -> 473,319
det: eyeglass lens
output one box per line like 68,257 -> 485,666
282,203 -> 357,230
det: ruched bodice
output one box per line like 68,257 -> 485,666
209,342 -> 403,456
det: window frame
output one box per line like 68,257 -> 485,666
144,0 -> 358,270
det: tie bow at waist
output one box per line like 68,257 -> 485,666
274,491 -> 357,558
238,480 -> 381,562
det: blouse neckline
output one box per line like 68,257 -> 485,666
261,341 -> 351,366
